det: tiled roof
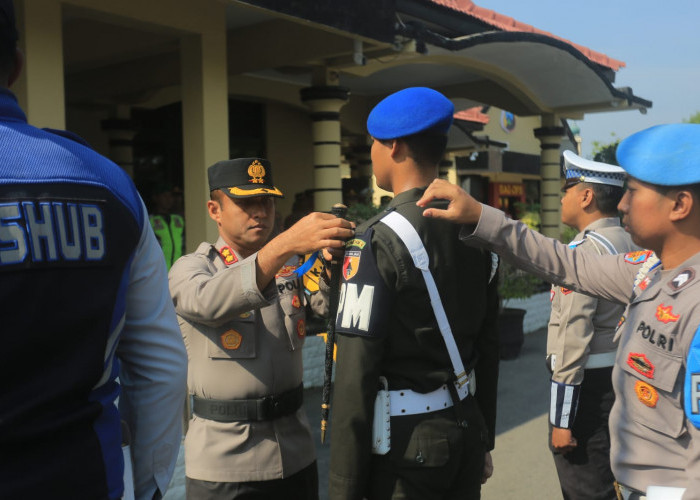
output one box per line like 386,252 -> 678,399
454,107 -> 490,124
429,0 -> 625,71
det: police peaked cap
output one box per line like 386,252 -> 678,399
367,87 -> 455,140
208,158 -> 284,199
562,150 -> 626,191
617,124 -> 700,186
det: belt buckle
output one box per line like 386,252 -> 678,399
455,370 -> 469,389
258,395 -> 275,420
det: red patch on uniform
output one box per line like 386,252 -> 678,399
343,250 -> 361,281
655,304 -> 680,324
296,319 -> 306,338
560,287 -> 573,295
624,250 -> 653,265
550,289 -> 555,302
292,295 -> 301,308
627,352 -> 654,379
276,265 -> 297,278
219,246 -> 238,266
616,315 -> 626,331
639,276 -> 651,291
634,380 -> 658,408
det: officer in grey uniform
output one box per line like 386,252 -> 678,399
418,123 -> 700,500
168,158 -> 353,500
547,151 -> 638,500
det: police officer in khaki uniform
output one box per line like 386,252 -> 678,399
328,88 -> 499,500
418,123 -> 700,499
169,158 -> 354,500
548,151 -> 638,499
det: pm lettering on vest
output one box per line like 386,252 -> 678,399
0,200 -> 106,266
337,282 -> 374,333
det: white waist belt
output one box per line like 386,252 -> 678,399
584,351 -> 616,369
389,370 -> 474,417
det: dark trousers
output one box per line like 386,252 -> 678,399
368,397 -> 488,500
549,367 -> 616,500
186,461 -> 318,500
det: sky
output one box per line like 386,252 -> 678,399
479,0 -> 700,158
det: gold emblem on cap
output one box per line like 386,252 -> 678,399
248,160 -> 266,184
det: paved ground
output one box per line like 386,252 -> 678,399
165,327 -> 562,499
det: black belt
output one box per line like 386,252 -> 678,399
193,384 -> 303,422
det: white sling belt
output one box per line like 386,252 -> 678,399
380,211 -> 475,417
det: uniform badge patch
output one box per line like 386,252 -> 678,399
221,329 -> 242,350
627,352 -> 654,379
343,250 -> 361,281
220,246 -> 238,266
276,265 -> 296,278
560,287 -> 573,295
624,250 -> 653,265
296,319 -> 306,338
346,239 -> 366,249
656,304 -> 680,324
670,269 -> 695,291
639,276 -> 651,291
292,295 -> 301,308
635,380 -> 659,408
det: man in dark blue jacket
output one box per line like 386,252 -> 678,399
0,2 -> 187,499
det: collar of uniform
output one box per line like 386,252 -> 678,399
583,216 -> 622,232
387,186 -> 426,208
0,88 -> 27,123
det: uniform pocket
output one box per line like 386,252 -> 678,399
392,417 -> 458,468
206,313 -> 257,359
621,337 -> 685,438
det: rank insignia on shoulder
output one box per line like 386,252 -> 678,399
669,268 -> 695,291
624,250 -> 653,265
346,238 -> 367,249
292,295 -> 301,308
221,329 -> 242,350
561,287 -> 573,295
296,319 -> 306,338
220,246 -> 238,266
343,250 -> 361,281
276,265 -> 297,278
656,304 -> 680,324
627,352 -> 654,379
635,380 -> 658,408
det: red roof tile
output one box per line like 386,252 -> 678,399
428,0 -> 625,71
454,107 -> 490,124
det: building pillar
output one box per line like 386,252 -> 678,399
180,25 -> 228,250
14,0 -> 65,128
300,86 -> 349,211
101,106 -> 136,177
534,116 -> 565,238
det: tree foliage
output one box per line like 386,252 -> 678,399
591,134 -> 620,165
684,111 -> 700,124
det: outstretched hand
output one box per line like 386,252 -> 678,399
416,179 -> 483,225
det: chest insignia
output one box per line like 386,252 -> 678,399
296,319 -> 306,338
669,268 -> 695,291
639,276 -> 651,291
343,250 -> 361,281
221,329 -> 242,350
625,250 -> 653,265
292,295 -> 301,308
656,304 -> 680,324
346,238 -> 366,249
627,352 -> 655,379
219,246 -> 238,266
634,380 -> 658,408
560,287 -> 573,295
276,265 -> 297,278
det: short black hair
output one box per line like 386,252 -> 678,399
653,183 -> 700,204
381,133 -> 448,168
581,182 -> 624,216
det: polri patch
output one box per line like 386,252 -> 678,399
669,268 -> 695,291
221,329 -> 242,350
627,352 -> 654,379
656,304 -> 680,324
624,250 -> 653,265
220,246 -> 238,266
343,250 -> 361,281
635,380 -> 658,408
276,265 -> 297,278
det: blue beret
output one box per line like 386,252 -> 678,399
367,87 -> 454,140
617,124 -> 700,186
